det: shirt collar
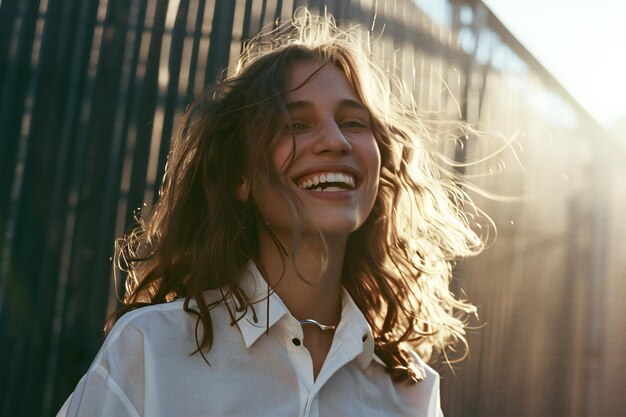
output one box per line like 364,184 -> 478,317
231,262 -> 292,349
232,262 -> 379,369
335,285 -> 378,369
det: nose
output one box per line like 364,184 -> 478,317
312,120 -> 352,155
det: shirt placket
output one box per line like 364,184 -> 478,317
272,316 -> 317,417
303,335 -> 368,417
267,304 -> 372,417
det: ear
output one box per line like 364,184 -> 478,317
235,178 -> 250,201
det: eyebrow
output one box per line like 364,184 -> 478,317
285,99 -> 367,111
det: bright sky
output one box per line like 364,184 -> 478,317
482,0 -> 626,128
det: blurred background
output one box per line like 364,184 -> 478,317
1,0 -> 624,416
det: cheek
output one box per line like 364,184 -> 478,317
365,140 -> 382,215
366,138 -> 382,183
271,136 -> 296,174
374,146 -> 382,176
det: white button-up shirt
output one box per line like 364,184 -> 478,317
58,263 -> 443,416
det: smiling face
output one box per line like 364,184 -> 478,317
252,60 -> 381,240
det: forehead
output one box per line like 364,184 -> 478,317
284,60 -> 362,105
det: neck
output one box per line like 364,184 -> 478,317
257,229 -> 346,326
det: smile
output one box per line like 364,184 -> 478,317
296,171 -> 356,192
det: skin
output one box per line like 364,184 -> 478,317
253,60 -> 381,379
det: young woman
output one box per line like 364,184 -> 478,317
58,12 -> 482,417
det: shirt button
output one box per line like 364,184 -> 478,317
292,338 -> 301,346
362,334 -> 368,342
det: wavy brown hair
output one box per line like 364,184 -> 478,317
113,12 -> 484,383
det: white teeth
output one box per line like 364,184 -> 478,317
297,171 -> 356,190
322,186 -> 344,192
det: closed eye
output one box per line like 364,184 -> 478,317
340,120 -> 370,129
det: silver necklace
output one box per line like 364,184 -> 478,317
299,319 -> 337,331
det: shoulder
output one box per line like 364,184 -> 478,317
397,350 -> 443,415
108,289 -> 228,339
58,304 -> 194,417
98,299 -> 197,364
108,300 -> 188,339
407,349 -> 440,383
91,302 -> 185,367
101,291 -> 235,356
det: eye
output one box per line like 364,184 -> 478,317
284,120 -> 311,132
288,122 -> 308,130
340,119 -> 370,129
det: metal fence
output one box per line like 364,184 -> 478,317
1,0 -> 624,416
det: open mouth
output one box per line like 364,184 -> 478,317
295,172 -> 357,192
